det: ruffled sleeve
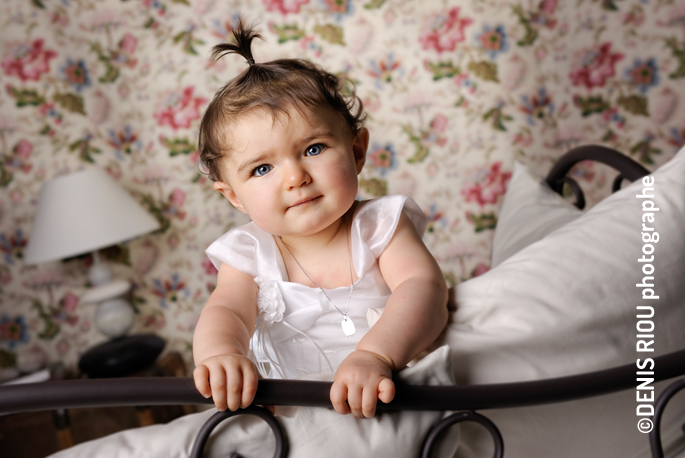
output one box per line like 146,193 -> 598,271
350,195 -> 428,277
205,221 -> 286,280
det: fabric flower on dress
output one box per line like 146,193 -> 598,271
255,277 -> 285,326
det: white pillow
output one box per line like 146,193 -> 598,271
443,145 -> 685,457
491,161 -> 582,268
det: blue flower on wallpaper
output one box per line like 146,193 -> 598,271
107,125 -> 142,159
152,273 -> 190,309
367,143 -> 397,176
321,0 -> 354,19
62,59 -> 91,93
0,315 -> 29,350
625,58 -> 659,93
668,127 -> 684,148
520,87 -> 554,126
476,24 -> 508,59
368,53 -> 404,89
0,230 -> 26,265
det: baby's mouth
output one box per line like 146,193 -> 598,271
290,195 -> 321,208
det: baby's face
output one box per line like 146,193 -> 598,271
214,106 -> 368,238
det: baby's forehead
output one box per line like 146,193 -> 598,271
227,104 -> 351,143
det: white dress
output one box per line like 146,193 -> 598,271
206,195 -> 427,379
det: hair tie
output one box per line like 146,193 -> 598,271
247,58 -> 255,66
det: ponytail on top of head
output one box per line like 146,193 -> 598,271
210,18 -> 262,67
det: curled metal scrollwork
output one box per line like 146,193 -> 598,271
190,406 -> 287,458
649,378 -> 685,458
420,410 -> 503,458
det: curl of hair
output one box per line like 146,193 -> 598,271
198,19 -> 366,183
210,18 -> 262,66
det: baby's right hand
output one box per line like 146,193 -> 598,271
193,353 -> 258,411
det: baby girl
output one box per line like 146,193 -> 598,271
193,18 -> 448,419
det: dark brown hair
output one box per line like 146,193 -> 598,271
198,18 -> 366,182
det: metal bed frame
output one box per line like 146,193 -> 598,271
1,145 -> 684,458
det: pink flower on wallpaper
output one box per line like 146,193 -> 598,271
420,7 -> 473,53
264,0 -> 309,15
119,33 -> 138,54
569,43 -> 624,90
461,162 -> 512,206
170,188 -> 185,208
153,87 -> 207,130
471,263 -> 490,277
1,39 -> 57,82
202,258 -> 218,276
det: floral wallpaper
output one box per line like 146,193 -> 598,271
0,0 -> 683,377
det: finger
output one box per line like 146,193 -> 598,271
346,384 -> 363,418
378,378 -> 395,404
330,381 -> 350,415
225,365 -> 243,411
193,365 -> 211,398
241,366 -> 258,409
361,384 -> 378,418
208,365 -> 228,411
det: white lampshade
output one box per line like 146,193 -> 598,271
24,168 -> 160,265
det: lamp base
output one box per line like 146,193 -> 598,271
78,334 -> 165,378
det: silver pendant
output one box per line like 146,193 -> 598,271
341,316 -> 355,336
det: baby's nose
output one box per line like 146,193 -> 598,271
284,162 -> 311,189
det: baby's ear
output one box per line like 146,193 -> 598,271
213,181 -> 246,213
352,127 -> 369,173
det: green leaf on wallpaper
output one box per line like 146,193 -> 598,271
664,37 -> 685,79
172,30 -> 205,56
574,95 -> 610,117
161,136 -> 196,156
468,61 -> 499,82
90,42 -> 120,83
68,136 -> 102,163
597,0 -> 620,11
359,177 -> 388,197
0,163 -> 13,187
30,0 -> 45,8
170,0 -> 190,4
272,24 -> 306,43
6,86 -> 45,107
314,24 -> 345,45
467,212 -> 497,232
0,348 -> 17,368
630,140 -> 661,165
401,125 -> 430,163
512,5 -> 538,47
364,0 -> 386,9
483,106 -> 513,131
31,299 -> 60,340
138,193 -> 171,233
617,95 -> 648,116
54,93 -> 85,115
426,61 -> 461,81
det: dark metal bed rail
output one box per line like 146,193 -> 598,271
3,349 -> 684,414
1,348 -> 684,457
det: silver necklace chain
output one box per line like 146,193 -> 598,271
278,224 -> 355,323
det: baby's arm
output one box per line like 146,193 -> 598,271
193,263 -> 259,411
330,212 -> 449,418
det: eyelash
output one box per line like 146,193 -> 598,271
250,143 -> 329,177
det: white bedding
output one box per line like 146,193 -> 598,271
49,146 -> 685,458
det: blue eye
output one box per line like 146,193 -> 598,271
305,144 -> 325,156
252,164 -> 272,177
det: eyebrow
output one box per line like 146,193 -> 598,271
237,153 -> 270,176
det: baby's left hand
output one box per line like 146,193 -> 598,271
330,350 -> 395,418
